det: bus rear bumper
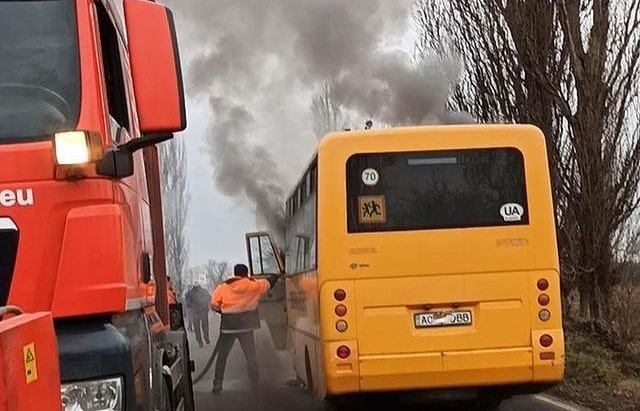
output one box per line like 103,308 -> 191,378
325,345 -> 564,396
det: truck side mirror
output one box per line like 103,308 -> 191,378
96,149 -> 134,178
124,0 -> 186,135
95,128 -> 137,178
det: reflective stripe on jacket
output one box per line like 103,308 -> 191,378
211,276 -> 277,331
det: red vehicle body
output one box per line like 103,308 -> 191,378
0,309 -> 61,411
0,0 -> 194,409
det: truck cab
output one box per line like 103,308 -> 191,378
0,0 -> 192,409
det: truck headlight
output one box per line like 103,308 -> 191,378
60,377 -> 123,411
54,131 -> 91,165
53,131 -> 103,166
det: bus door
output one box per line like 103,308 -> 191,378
245,232 -> 287,350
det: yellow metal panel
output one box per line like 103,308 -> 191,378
23,342 -> 38,384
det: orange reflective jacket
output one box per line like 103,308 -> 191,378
211,277 -> 270,313
211,276 -> 277,332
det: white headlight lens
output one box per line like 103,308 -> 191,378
54,131 -> 90,165
61,377 -> 123,411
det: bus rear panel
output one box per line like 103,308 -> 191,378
316,125 -> 564,399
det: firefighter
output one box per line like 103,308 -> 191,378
210,263 -> 278,394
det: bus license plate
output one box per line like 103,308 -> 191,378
414,310 -> 472,328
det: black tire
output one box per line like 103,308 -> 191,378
468,396 -> 503,411
325,396 -> 349,411
326,394 -> 370,411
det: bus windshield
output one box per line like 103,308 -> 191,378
347,147 -> 529,233
0,0 -> 80,143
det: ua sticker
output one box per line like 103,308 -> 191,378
500,203 -> 524,222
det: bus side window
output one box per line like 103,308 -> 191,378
246,233 -> 284,275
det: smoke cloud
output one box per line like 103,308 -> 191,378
205,97 -> 287,234
165,0 -> 472,233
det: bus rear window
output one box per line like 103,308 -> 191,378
346,147 -> 529,233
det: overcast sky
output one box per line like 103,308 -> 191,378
162,1 -> 458,270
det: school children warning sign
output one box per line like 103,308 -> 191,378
358,195 -> 387,224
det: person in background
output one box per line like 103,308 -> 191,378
209,263 -> 278,394
184,287 -> 195,332
185,283 -> 212,347
167,276 -> 177,304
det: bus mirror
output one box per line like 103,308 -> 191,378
124,0 -> 186,135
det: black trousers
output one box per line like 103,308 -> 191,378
186,309 -> 194,331
213,330 -> 259,388
193,310 -> 210,345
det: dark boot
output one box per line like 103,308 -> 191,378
250,379 -> 260,393
211,379 -> 223,395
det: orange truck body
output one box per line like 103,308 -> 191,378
0,0 -> 193,409
0,312 -> 61,411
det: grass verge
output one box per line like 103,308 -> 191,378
550,321 -> 640,411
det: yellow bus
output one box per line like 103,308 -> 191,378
246,124 -> 564,409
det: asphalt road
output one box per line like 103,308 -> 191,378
188,315 -> 582,411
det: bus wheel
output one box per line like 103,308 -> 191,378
327,394 -> 375,411
468,396 -> 503,410
325,396 -> 350,411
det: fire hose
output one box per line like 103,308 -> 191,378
191,311 -> 222,384
0,305 -> 24,318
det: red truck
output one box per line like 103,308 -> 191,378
0,0 -> 194,409
0,307 -> 61,411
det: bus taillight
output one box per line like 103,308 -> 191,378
334,289 -> 346,301
540,352 -> 555,360
335,304 -> 347,317
537,279 -> 549,291
538,294 -> 550,306
540,334 -> 553,347
538,309 -> 551,321
336,320 -> 348,332
536,278 -> 551,321
337,345 -> 351,359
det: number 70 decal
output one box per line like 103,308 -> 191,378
361,168 -> 379,186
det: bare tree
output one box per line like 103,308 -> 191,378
213,260 -> 229,285
160,138 -> 191,297
203,259 -> 229,288
310,79 -> 351,139
414,0 -> 640,322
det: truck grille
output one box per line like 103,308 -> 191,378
0,218 -> 19,306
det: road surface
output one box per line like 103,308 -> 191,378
188,315 -> 583,411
